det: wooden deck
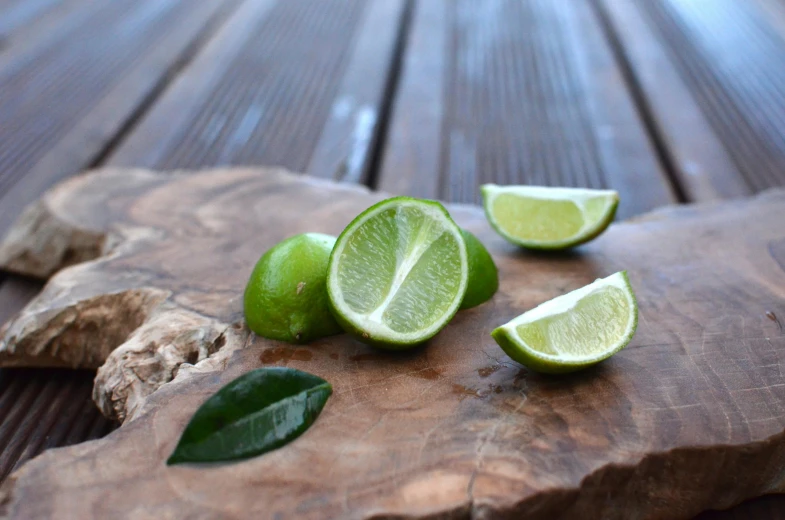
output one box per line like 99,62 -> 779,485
1,0 -> 785,516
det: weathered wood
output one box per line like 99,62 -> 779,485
0,367 -> 115,483
305,0 -> 407,183
0,0 -> 238,238
593,0 -> 750,202
603,0 -> 785,195
697,495 -> 785,520
1,168 -> 784,519
107,0 -> 404,183
378,0 -> 677,218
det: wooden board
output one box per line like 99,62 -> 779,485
378,0 -> 677,219
1,168 -> 785,518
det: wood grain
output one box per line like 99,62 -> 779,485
1,168 -> 784,518
593,0 -> 750,202
0,0 -> 238,239
605,0 -> 785,195
0,0 -> 84,44
378,0 -> 677,218
107,0 -> 404,182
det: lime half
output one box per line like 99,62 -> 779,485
327,197 -> 469,349
482,185 -> 619,249
460,229 -> 498,310
491,272 -> 637,373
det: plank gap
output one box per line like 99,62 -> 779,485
589,0 -> 689,203
365,0 -> 415,190
87,0 -> 243,169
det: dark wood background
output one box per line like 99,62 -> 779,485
1,0 -> 785,517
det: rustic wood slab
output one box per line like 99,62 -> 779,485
1,168 -> 785,519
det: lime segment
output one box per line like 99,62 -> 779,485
491,272 -> 637,373
327,197 -> 468,349
482,185 -> 619,249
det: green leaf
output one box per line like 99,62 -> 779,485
167,367 -> 332,465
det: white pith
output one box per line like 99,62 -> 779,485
498,272 -> 636,362
328,200 -> 468,342
482,184 -> 618,246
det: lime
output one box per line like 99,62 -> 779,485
491,271 -> 637,373
481,185 -> 619,249
244,233 -> 343,344
327,197 -> 468,349
460,229 -> 498,310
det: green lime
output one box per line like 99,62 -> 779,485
327,197 -> 468,349
244,233 -> 343,344
491,271 -> 637,373
481,185 -> 619,250
460,229 -> 498,310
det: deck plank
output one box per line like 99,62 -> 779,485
593,0 -> 749,202
108,0 -> 405,183
0,0 -> 239,238
0,0 -> 66,40
378,0 -> 677,219
598,0 -> 785,200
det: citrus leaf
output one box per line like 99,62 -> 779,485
167,367 -> 332,464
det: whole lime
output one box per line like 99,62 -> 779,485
244,233 -> 343,344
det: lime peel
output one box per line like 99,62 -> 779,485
243,233 -> 342,344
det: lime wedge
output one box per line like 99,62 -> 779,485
460,229 -> 498,310
481,185 -> 619,249
491,272 -> 637,373
327,197 -> 468,349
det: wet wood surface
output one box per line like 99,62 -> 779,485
2,0 -> 785,517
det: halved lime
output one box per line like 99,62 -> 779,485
327,197 -> 469,349
491,272 -> 637,373
481,185 -> 619,249
460,229 -> 498,310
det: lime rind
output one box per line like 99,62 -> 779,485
491,271 -> 638,373
481,184 -> 619,250
460,228 -> 498,310
327,197 -> 469,349
243,233 -> 342,344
